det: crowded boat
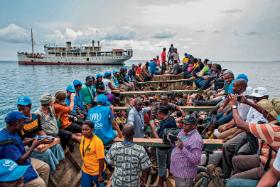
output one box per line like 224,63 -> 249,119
1,44 -> 280,187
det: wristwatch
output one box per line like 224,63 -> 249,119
232,105 -> 237,109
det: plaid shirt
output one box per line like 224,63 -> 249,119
170,129 -> 203,179
105,141 -> 151,187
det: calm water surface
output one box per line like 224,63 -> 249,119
0,60 -> 279,127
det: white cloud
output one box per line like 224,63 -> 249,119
0,24 -> 29,43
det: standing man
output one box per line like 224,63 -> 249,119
106,124 -> 151,187
127,98 -> 150,138
0,111 -> 50,187
167,44 -> 175,65
170,115 -> 203,187
161,48 -> 167,74
150,106 -> 177,187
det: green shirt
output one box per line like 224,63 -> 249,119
80,83 -> 96,105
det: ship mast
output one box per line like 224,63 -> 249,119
31,28 -> 34,54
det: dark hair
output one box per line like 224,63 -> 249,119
216,64 -> 222,71
82,120 -> 94,129
158,106 -> 169,115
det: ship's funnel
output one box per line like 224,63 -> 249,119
97,41 -> 100,47
92,40 -> 95,47
66,41 -> 71,48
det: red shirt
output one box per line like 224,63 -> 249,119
161,51 -> 166,63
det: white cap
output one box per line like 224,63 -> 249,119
244,86 -> 253,96
250,87 -> 268,98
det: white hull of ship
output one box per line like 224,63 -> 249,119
17,54 -> 131,65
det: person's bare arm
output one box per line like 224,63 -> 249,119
18,139 -> 44,165
257,167 -> 280,187
149,123 -> 159,138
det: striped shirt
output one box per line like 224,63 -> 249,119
249,123 -> 280,165
170,129 -> 203,179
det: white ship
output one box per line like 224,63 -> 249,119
17,29 -> 133,65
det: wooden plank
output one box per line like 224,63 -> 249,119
114,105 -> 216,112
114,138 -> 223,151
137,79 -> 193,85
120,89 -> 200,96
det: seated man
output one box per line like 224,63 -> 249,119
0,111 -> 50,187
17,96 -> 64,171
228,94 -> 280,180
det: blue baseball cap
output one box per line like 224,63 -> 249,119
73,80 -> 82,86
96,74 -> 103,79
0,159 -> 29,182
17,96 -> 32,106
96,94 -> 111,106
5,111 -> 28,124
66,84 -> 75,93
104,72 -> 112,77
236,73 -> 248,82
112,70 -> 118,74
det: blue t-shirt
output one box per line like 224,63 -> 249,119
87,105 -> 116,144
149,61 -> 157,74
73,91 -> 85,113
0,129 -> 38,183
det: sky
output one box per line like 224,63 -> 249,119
0,0 -> 280,61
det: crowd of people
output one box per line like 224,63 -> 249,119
1,44 -> 280,187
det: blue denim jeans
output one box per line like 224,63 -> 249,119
81,171 -> 105,187
156,148 -> 171,177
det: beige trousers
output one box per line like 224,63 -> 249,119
25,158 -> 50,187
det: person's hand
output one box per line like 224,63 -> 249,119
229,94 -> 238,107
176,139 -> 184,149
31,138 -> 45,148
22,138 -> 33,145
43,138 -> 54,144
97,175 -> 104,183
118,133 -> 123,139
36,144 -> 46,151
78,114 -> 84,119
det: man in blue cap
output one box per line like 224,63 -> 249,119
0,159 -> 29,187
72,80 -> 86,116
0,111 -> 50,187
17,96 -> 65,172
87,94 -> 122,145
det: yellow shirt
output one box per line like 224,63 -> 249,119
79,135 -> 105,175
182,57 -> 189,64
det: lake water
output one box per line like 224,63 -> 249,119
0,60 -> 279,128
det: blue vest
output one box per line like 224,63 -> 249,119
87,106 -> 116,144
0,129 -> 38,183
